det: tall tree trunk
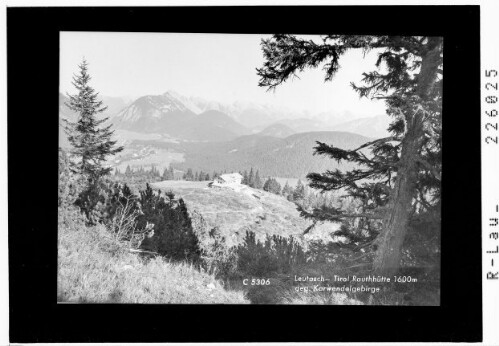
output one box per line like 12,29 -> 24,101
374,37 -> 442,276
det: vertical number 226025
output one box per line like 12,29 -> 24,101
485,69 -> 498,144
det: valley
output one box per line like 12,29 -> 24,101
59,89 -> 385,180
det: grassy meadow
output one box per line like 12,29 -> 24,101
57,207 -> 248,304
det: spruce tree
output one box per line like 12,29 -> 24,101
258,35 -> 442,275
185,168 -> 194,181
254,170 -> 263,189
282,181 -> 294,200
242,170 -> 249,185
248,168 -> 255,187
293,180 -> 305,201
168,165 -> 175,180
64,59 -> 124,222
198,170 -> 206,181
263,177 -> 282,195
64,59 -> 123,182
162,164 -> 175,180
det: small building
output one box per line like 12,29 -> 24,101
213,173 -> 243,186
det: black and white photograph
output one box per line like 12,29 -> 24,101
7,3 -> 490,343
57,32 -> 442,306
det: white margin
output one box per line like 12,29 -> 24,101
481,0 -> 499,345
2,1 -> 498,345
0,1 -> 8,346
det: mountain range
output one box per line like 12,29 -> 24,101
59,89 -> 390,142
59,90 -> 389,178
111,93 -> 251,142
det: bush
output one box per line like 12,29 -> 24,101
138,184 -> 202,262
190,211 -> 238,278
203,228 -> 238,278
216,231 -> 308,304
65,178 -> 202,264
235,231 -> 307,278
280,290 -> 363,305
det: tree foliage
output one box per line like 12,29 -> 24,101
63,59 -> 123,181
263,177 -> 282,195
62,59 -> 124,223
258,35 -> 442,275
293,179 -> 306,201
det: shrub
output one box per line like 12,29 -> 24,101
189,211 -> 238,278
105,194 -> 154,249
138,184 -> 202,262
235,231 -> 307,277
280,290 -> 363,305
263,177 -> 282,195
74,179 -> 115,225
203,227 -> 238,278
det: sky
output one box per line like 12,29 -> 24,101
60,32 -> 387,117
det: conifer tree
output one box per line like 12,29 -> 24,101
258,35 -> 442,275
63,59 -> 124,222
293,180 -> 305,201
282,181 -> 294,200
168,165 -> 175,180
64,59 -> 123,182
200,170 -> 207,181
248,168 -> 255,187
138,184 -> 201,261
242,170 -> 249,185
254,170 -> 263,189
167,166 -> 175,180
263,177 -> 282,195
185,168 -> 194,181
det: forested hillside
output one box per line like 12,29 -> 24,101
169,131 -> 372,178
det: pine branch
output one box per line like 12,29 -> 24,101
298,204 -> 384,222
332,212 -> 384,219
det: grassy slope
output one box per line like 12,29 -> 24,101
151,180 -> 314,247
57,207 -> 248,304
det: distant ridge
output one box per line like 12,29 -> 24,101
333,114 -> 391,139
258,123 -> 296,138
160,131 -> 373,178
111,92 -> 250,141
